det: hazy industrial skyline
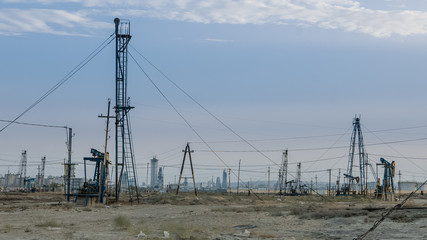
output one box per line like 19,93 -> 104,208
1,0 -> 427,186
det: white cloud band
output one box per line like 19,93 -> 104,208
2,0 -> 427,37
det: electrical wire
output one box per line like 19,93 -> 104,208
129,51 -> 267,199
129,46 -> 281,167
0,32 -> 115,133
188,124 -> 427,144
0,119 -> 66,129
362,125 -> 426,172
193,137 -> 427,153
368,153 -> 427,160
129,48 -> 329,200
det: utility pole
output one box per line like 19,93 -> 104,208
398,170 -> 402,199
98,99 -> 111,203
67,127 -> 72,201
40,156 -> 46,190
268,166 -> 270,194
337,168 -> 341,195
310,178 -> 313,194
315,175 -> 318,192
37,165 -> 40,189
328,169 -> 332,196
248,181 -> 250,195
237,159 -> 241,194
176,143 -> 197,196
365,153 -> 369,196
228,168 -> 231,194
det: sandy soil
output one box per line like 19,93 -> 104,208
0,192 -> 426,239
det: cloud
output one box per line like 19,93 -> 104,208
2,0 -> 427,37
0,8 -> 110,36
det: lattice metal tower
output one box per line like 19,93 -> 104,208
344,116 -> 367,195
296,162 -> 301,192
114,18 -> 139,202
19,150 -> 27,188
278,150 -> 288,194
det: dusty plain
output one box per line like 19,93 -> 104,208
0,192 -> 426,240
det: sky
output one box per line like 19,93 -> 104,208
1,0 -> 427,187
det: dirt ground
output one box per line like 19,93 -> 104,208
0,192 -> 426,239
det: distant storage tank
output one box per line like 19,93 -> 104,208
150,157 -> 159,187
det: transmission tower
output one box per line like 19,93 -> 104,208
344,116 -> 367,195
19,150 -> 27,189
114,18 -> 139,203
278,150 -> 288,195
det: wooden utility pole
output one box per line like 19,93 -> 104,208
228,168 -> 231,193
237,159 -> 241,194
315,175 -> 318,192
365,153 -> 369,196
66,128 -> 72,201
176,143 -> 197,196
98,99 -> 111,203
310,178 -> 313,194
398,170 -> 402,199
268,166 -> 270,194
328,169 -> 332,196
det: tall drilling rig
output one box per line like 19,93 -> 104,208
278,150 -> 288,195
19,150 -> 27,189
343,116 -> 367,195
114,18 -> 139,203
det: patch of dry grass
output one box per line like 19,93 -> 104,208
290,204 -> 369,220
113,215 -> 131,230
35,220 -> 61,228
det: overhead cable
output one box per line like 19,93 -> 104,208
0,32 -> 115,133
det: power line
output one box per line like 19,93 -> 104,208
0,119 -> 66,129
362,125 -> 426,172
130,46 -> 281,167
130,48 -> 328,200
189,124 -> 427,144
368,153 -> 427,160
193,137 -> 427,153
0,32 -> 115,134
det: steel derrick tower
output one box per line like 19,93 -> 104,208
114,18 -> 139,202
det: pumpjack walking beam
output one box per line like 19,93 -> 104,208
176,143 -> 197,196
